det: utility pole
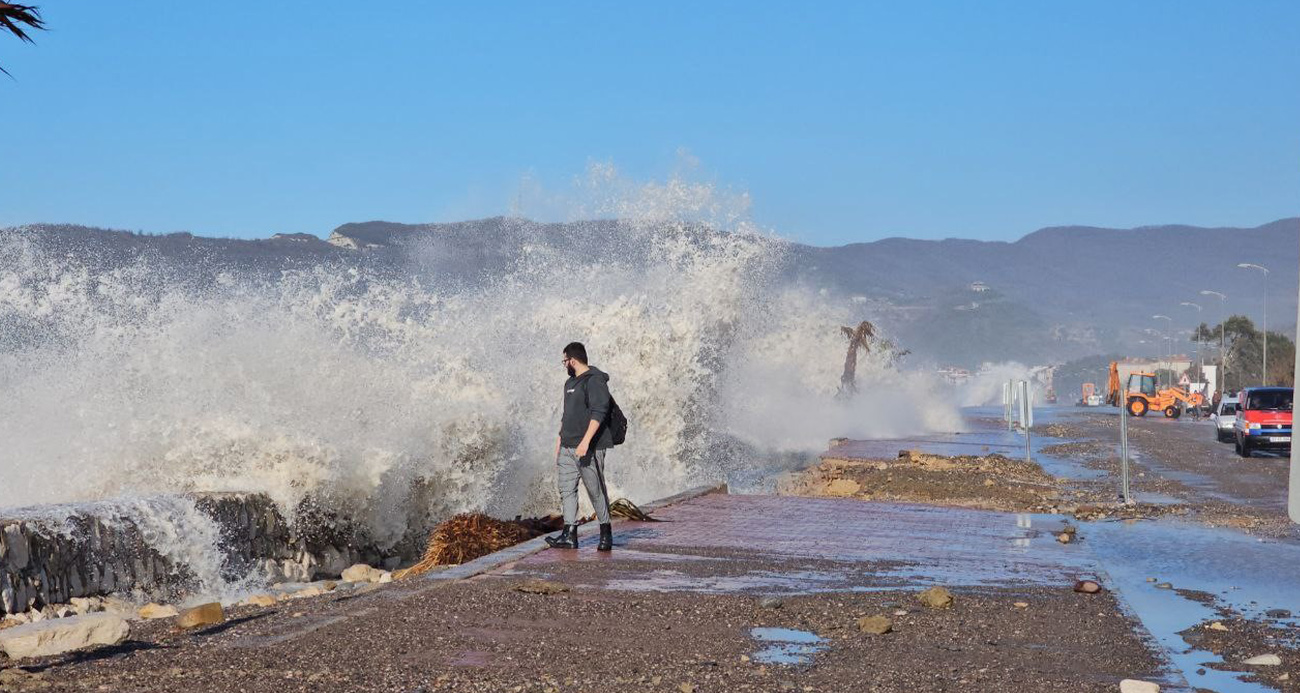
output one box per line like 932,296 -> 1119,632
1153,315 -> 1172,387
1201,290 -> 1227,394
1238,263 -> 1269,385
1181,302 -> 1203,388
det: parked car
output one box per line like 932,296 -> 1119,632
1233,387 -> 1293,457
1210,396 -> 1239,442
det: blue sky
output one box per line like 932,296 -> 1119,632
2,1 -> 1297,245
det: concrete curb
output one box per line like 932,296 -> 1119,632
418,482 -> 729,584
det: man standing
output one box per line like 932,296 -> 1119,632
546,342 -> 614,552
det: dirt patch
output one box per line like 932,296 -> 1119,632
779,450 -> 1062,513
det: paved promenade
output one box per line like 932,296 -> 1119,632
20,491 -> 1167,692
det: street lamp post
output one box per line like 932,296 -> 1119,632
1238,263 -> 1270,385
1201,290 -> 1227,393
1181,302 -> 1203,390
1153,315 -> 1173,387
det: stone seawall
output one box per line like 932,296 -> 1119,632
0,493 -> 403,616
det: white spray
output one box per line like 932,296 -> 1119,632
0,168 -> 960,597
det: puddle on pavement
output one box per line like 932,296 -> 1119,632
603,567 -> 858,594
749,627 -> 827,665
1085,518 -> 1298,692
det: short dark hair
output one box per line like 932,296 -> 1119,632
563,342 -> 588,364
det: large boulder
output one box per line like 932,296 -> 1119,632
175,603 -> 224,630
917,587 -> 954,609
341,564 -> 385,583
0,613 -> 129,659
138,603 -> 179,620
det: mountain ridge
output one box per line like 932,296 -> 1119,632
4,217 -> 1297,368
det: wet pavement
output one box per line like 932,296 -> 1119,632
808,406 -> 1300,692
508,494 -> 1090,592
16,488 -> 1169,693
1088,520 -> 1299,693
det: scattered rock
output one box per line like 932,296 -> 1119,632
69,597 -> 103,615
1243,654 -> 1282,666
1013,602 -> 1029,608
917,587 -> 954,609
856,616 -> 892,634
679,684 -> 697,693
1057,533 -> 1073,544
1266,609 -> 1292,618
892,609 -> 908,616
1146,577 -> 1157,583
99,597 -> 136,616
138,603 -> 180,620
1119,679 -> 1160,693
0,613 -> 130,659
242,594 -> 277,608
514,579 -> 570,595
341,563 -> 386,583
290,585 -> 329,599
759,597 -> 783,610
1155,582 -> 1172,590
1207,622 -> 1228,631
1073,580 -> 1103,594
983,479 -> 995,487
377,572 -> 393,584
175,603 -> 225,630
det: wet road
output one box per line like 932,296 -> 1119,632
815,407 -> 1300,692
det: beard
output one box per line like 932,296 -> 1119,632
566,365 -> 576,378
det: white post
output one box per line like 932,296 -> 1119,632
1007,380 -> 1015,431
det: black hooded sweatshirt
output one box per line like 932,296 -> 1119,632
559,366 -> 614,450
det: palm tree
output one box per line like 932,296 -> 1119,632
1,3 -> 44,76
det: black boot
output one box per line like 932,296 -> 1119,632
597,523 -> 613,552
545,524 -> 578,549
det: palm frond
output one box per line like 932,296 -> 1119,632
0,3 -> 43,77
0,4 -> 44,43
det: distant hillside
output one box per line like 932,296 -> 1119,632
4,217 -> 1296,368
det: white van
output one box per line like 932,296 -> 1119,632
1211,396 -> 1239,443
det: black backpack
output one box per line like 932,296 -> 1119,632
583,379 -> 628,446
607,397 -> 628,446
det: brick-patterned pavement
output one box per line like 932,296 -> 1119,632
507,494 -> 1096,593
